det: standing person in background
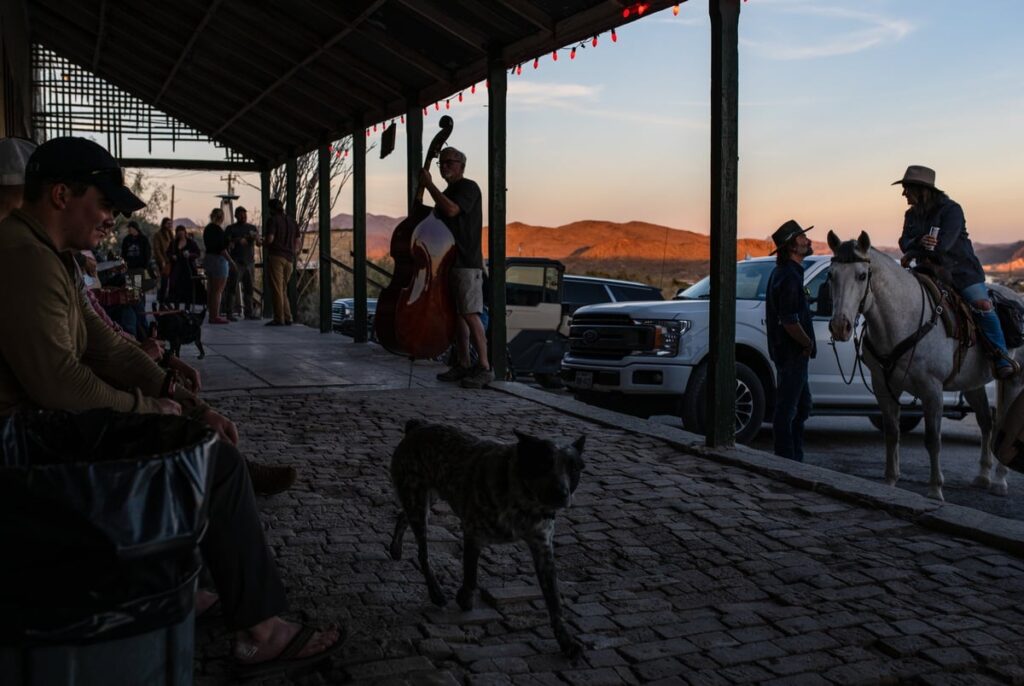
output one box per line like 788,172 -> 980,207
262,198 -> 299,326
203,207 -> 232,324
225,206 -> 260,320
120,219 -> 151,278
167,225 -> 202,308
152,217 -> 174,306
0,137 -> 37,221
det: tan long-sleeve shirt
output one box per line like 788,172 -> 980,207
0,209 -> 202,417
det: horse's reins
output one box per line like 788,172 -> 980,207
831,248 -> 939,405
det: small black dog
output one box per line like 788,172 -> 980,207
389,419 -> 585,659
152,309 -> 206,359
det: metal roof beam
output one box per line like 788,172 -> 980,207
395,0 -> 491,52
493,0 -> 553,33
212,0 -> 390,137
155,0 -> 223,106
91,0 -> 107,69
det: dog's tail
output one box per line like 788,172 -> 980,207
404,418 -> 427,434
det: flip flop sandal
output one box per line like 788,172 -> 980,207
232,622 -> 348,679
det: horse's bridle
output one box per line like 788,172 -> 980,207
831,248 -> 938,403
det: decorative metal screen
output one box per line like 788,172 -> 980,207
31,44 -> 250,164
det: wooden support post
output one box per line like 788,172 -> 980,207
285,156 -> 299,319
353,124 -> 368,343
318,144 -> 332,333
405,101 -> 423,215
487,54 -> 508,381
259,167 -> 271,320
706,0 -> 741,447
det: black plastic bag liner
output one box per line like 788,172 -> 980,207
0,409 -> 218,643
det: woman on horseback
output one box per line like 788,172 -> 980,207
895,165 -> 1019,379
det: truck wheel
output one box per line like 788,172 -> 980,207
681,361 -> 766,444
534,373 -> 564,389
868,415 -> 921,433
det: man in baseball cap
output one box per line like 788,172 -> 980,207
24,136 -> 145,218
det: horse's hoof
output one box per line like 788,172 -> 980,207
927,489 -> 944,501
990,482 -> 1009,497
972,475 -> 991,489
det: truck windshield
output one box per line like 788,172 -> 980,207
678,259 -> 815,301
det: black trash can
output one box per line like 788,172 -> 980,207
0,409 -> 218,686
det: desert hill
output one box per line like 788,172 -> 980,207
230,211 -> 1023,294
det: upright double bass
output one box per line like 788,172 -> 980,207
374,116 -> 458,359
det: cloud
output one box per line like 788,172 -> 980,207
507,81 -> 602,107
505,81 -> 704,130
742,3 -> 914,60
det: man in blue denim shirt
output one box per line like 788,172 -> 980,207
766,220 -> 816,461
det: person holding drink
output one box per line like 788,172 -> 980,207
895,165 -> 1018,379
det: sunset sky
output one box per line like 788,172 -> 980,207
141,0 -> 1024,247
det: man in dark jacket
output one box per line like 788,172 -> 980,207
766,220 -> 816,461
895,165 -> 1018,379
120,220 -> 151,272
225,206 -> 260,319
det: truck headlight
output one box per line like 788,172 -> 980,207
636,319 -> 690,356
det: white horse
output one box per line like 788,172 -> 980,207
826,231 -> 1024,500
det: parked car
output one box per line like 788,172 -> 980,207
502,265 -> 666,387
332,297 -> 378,339
562,274 -> 663,318
561,255 -> 986,443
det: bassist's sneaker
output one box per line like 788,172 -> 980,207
436,366 -> 470,382
460,365 -> 495,389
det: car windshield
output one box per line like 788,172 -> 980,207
678,259 -> 817,301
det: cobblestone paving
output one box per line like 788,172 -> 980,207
196,387 -> 1024,685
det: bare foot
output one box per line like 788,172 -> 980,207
234,617 -> 341,665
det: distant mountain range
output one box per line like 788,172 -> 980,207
181,211 -> 1024,279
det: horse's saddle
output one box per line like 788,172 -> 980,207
910,268 -> 977,369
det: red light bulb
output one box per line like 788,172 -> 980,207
516,64 -> 522,75
445,99 -> 450,110
552,51 -> 558,61
434,101 -> 440,110
592,36 -> 598,47
570,47 -> 576,60
458,92 -> 463,102
611,30 -> 617,42
673,4 -> 680,15
471,83 -> 476,94
533,57 -> 539,69
622,8 -> 629,18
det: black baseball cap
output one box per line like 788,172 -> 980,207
24,137 -> 146,215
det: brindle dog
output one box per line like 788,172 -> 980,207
389,419 -> 585,659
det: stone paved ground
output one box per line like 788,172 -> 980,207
195,387 -> 1024,685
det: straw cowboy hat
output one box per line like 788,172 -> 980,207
769,219 -> 813,255
892,165 -> 942,192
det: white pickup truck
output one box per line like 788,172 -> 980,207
561,255 -> 980,443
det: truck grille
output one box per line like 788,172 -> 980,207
569,313 -> 655,359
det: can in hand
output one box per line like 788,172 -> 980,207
926,226 -> 940,251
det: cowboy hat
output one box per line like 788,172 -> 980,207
769,219 -> 813,255
892,165 -> 942,192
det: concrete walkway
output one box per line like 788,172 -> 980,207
191,323 -> 1024,685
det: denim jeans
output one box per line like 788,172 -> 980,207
773,356 -> 812,462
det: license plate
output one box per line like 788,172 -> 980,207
574,371 -> 593,389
